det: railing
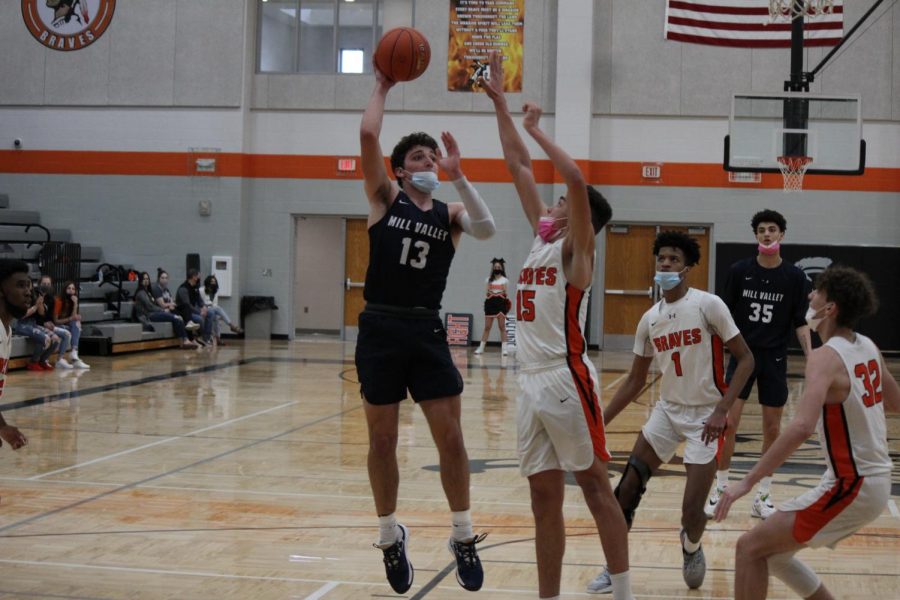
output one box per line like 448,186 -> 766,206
95,263 -> 130,318
0,221 -> 51,249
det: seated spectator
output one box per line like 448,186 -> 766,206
52,280 -> 90,369
176,269 -> 213,345
154,269 -> 198,333
37,275 -> 74,369
135,272 -> 197,349
13,278 -> 60,371
200,275 -> 242,345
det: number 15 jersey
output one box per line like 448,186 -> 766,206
634,288 -> 740,407
516,236 -> 591,366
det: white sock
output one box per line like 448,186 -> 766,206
377,513 -> 400,546
758,476 -> 773,495
682,532 -> 701,554
716,469 -> 729,489
610,570 -> 633,600
451,509 -> 473,541
70,350 -> 79,361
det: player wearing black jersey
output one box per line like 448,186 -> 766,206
358,65 -> 496,595
707,209 -> 811,521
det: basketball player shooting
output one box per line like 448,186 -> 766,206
356,60 -> 495,595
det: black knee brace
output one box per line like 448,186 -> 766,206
614,455 -> 652,529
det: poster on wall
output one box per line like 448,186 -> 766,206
22,0 -> 117,51
444,313 -> 474,346
448,0 -> 524,92
715,243 -> 900,352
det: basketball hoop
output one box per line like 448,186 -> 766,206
777,156 -> 812,192
769,0 -> 835,21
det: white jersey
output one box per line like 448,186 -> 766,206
818,334 -> 891,479
516,237 -> 590,366
0,322 -> 10,399
634,288 -> 739,407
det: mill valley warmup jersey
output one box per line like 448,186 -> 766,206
363,190 -> 455,310
516,237 -> 591,366
634,288 -> 740,407
818,334 -> 891,480
722,257 -> 810,351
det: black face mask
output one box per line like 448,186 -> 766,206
208,284 -> 219,295
39,284 -> 52,296
492,269 -> 502,274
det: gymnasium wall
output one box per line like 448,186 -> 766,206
0,0 -> 898,341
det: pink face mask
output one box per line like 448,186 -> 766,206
538,216 -> 567,243
758,241 -> 781,256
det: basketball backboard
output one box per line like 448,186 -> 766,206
724,92 -> 865,175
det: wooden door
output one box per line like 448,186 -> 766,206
343,218 -> 369,335
602,224 -> 711,347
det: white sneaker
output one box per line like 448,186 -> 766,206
705,485 -> 724,519
72,358 -> 91,369
586,566 -> 612,594
501,343 -> 509,356
55,358 -> 74,369
185,321 -> 200,331
751,491 -> 775,519
473,345 -> 484,355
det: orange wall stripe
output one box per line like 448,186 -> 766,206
1,150 -> 898,192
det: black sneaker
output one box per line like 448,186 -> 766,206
376,523 -> 413,594
447,532 -> 488,591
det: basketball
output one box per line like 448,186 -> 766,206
374,27 -> 430,82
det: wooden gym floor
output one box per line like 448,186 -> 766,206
0,339 -> 896,599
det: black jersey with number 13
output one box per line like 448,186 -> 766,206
364,190 -> 455,310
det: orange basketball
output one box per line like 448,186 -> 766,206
374,27 -> 430,82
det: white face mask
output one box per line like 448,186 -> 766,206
805,304 -> 831,332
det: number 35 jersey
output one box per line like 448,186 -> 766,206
516,236 -> 591,367
364,191 -> 455,310
634,288 -> 740,407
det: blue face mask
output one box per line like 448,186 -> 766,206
408,171 -> 440,193
654,270 -> 684,291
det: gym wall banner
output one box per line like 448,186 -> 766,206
448,0 -> 524,92
22,0 -> 116,51
715,243 -> 900,352
445,313 -> 473,346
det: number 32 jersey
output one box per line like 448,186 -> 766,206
364,191 -> 455,310
634,288 -> 740,407
516,236 -> 591,366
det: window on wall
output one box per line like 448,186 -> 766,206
258,0 -> 383,74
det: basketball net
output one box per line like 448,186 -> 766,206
769,0 -> 835,21
777,156 -> 813,192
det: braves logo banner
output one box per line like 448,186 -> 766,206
22,0 -> 116,51
448,0 -> 524,93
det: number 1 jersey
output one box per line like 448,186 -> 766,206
634,288 -> 740,407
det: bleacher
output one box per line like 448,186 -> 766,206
0,193 -> 183,369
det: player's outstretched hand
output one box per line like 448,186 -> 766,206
0,425 -> 27,450
372,62 -> 396,91
437,131 -> 463,178
522,102 -> 543,131
714,479 -> 750,522
481,51 -> 504,102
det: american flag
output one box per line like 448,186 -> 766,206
664,0 -> 844,48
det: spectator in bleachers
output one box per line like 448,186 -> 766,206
200,275 -> 242,345
154,268 -> 199,334
53,281 -> 90,369
135,272 -> 197,349
13,277 -> 60,372
176,269 -> 212,346
0,259 -> 30,450
37,275 -> 73,369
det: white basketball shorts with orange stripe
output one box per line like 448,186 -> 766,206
516,357 -> 609,478
781,473 -> 890,549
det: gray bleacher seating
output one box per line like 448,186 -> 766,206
91,323 -> 143,344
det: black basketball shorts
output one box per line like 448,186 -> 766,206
726,347 -> 789,407
355,309 -> 464,405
